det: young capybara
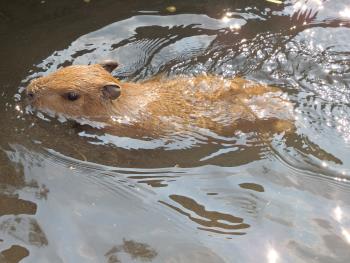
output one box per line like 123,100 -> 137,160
26,60 -> 294,137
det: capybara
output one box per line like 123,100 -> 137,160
26,60 -> 294,137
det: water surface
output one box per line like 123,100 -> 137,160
1,0 -> 350,262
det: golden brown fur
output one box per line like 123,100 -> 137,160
26,63 -> 294,137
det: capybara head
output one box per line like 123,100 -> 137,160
26,60 -> 122,120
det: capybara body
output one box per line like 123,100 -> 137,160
26,61 -> 294,137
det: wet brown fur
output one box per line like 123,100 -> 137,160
27,63 -> 294,137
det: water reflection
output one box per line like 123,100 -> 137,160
332,205 -> 350,246
0,245 -> 29,263
267,247 -> 279,263
2,140 -> 350,262
341,228 -> 350,244
0,217 -> 48,247
339,7 -> 350,18
19,115 -> 272,167
160,194 -> 250,235
128,175 -> 178,188
0,196 -> 36,216
239,182 -> 265,192
1,0 -> 350,262
0,148 -> 48,261
105,239 -> 157,262
334,206 -> 343,222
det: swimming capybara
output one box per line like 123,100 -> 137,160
26,60 -> 294,137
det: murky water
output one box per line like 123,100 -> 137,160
1,0 -> 350,262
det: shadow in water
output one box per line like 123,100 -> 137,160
0,245 -> 29,263
0,195 -> 36,217
0,149 -> 49,262
105,239 -> 157,263
160,194 -> 250,235
0,217 -> 48,247
239,182 -> 264,192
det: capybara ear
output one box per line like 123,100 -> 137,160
99,60 -> 119,73
102,84 -> 121,100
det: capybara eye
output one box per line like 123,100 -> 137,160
27,92 -> 35,99
63,92 -> 80,101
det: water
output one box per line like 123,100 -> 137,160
1,0 -> 350,262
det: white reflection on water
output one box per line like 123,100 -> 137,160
293,0 -> 324,11
341,228 -> 350,244
15,104 -> 24,115
229,24 -> 241,31
267,247 -> 279,263
339,7 -> 350,18
221,13 -> 243,32
333,207 -> 350,245
334,206 -> 343,222
221,15 -> 230,23
293,1 -> 307,12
